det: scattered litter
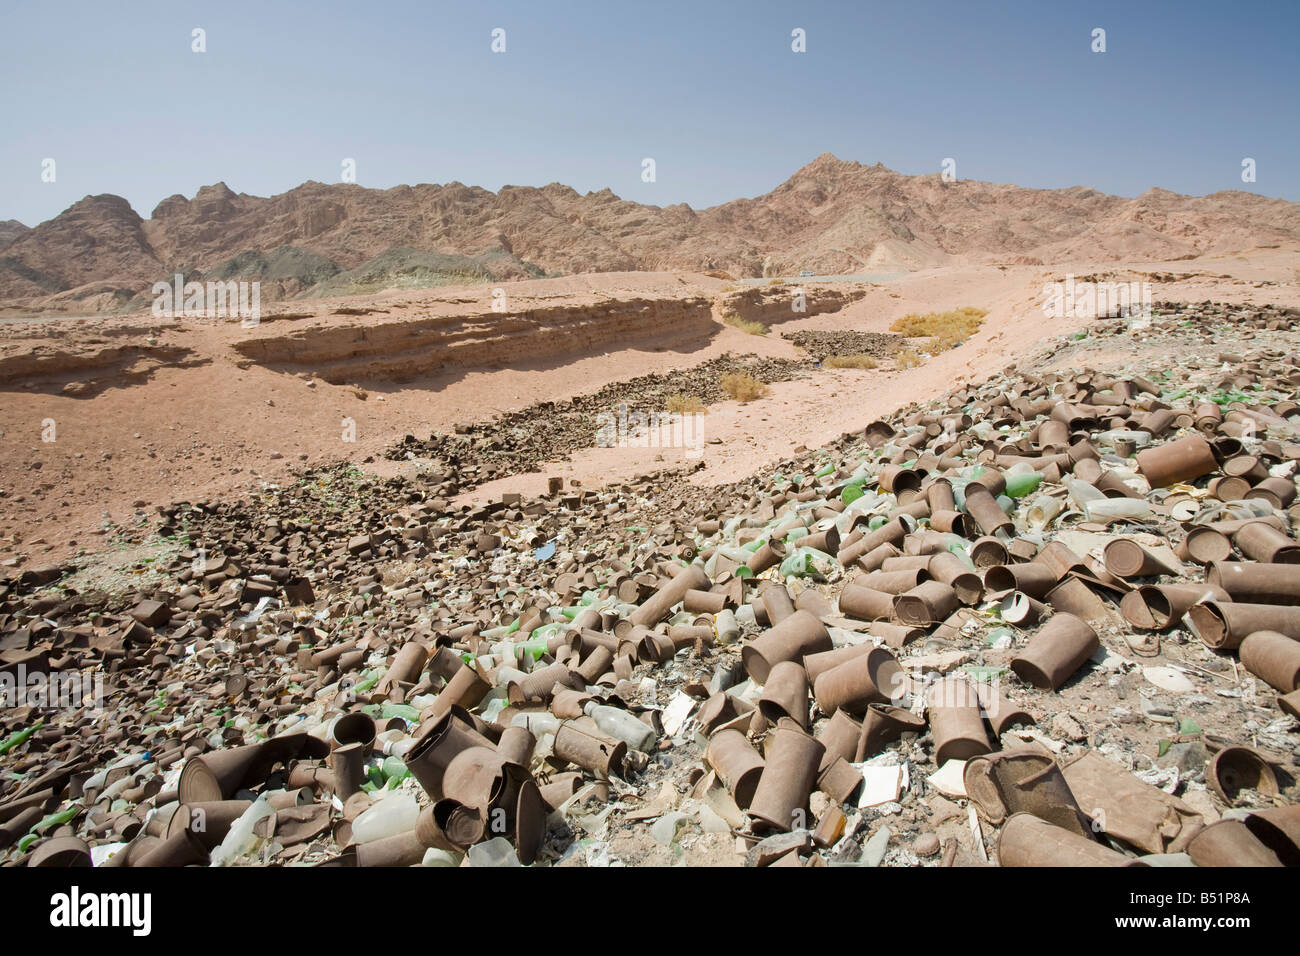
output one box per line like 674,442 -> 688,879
926,760 -> 968,799
1143,666 -> 1196,694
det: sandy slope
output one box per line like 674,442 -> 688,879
1,250 -> 1297,568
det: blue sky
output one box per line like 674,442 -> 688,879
2,0 -> 1296,227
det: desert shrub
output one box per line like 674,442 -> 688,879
823,353 -> 879,369
889,306 -> 986,352
724,314 -> 769,335
665,393 -> 706,414
720,371 -> 770,402
895,348 -> 924,369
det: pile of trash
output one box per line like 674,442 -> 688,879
382,352 -> 810,486
1,302 -> 1298,868
781,329 -> 904,362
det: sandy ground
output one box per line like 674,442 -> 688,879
1,250 -> 1297,568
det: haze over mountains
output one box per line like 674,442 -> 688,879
3,153 -> 1298,312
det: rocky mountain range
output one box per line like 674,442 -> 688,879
3,154 -> 1298,312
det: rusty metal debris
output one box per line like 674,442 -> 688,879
1,301 -> 1297,868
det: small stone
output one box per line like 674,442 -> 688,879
1051,713 -> 1087,742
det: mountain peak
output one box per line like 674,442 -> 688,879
0,218 -> 30,250
196,182 -> 237,200
63,193 -> 143,221
2,157 -> 1296,308
1137,186 -> 1183,201
793,152 -> 851,175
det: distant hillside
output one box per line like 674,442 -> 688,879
3,155 -> 1298,312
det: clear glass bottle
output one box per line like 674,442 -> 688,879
582,702 -> 656,752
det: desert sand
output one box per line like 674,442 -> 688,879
2,248 -> 1296,568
